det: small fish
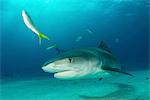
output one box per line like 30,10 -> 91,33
99,77 -> 103,80
75,36 -> 83,42
46,44 -> 57,50
86,29 -> 95,36
22,10 -> 50,45
87,29 -> 92,33
146,77 -> 150,80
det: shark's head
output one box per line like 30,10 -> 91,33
42,49 -> 100,80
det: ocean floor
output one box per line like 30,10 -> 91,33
1,70 -> 150,100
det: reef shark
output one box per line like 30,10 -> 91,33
42,41 -> 133,80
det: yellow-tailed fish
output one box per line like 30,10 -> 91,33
46,44 -> 57,50
22,10 -> 50,45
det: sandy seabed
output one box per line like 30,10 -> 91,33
1,70 -> 150,100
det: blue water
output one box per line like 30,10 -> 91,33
1,1 -> 149,74
1,0 -> 149,100
1,0 -> 149,77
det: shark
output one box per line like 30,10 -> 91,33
42,41 -> 133,80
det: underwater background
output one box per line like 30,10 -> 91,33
0,0 -> 150,100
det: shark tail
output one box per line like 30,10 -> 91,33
38,32 -> 50,45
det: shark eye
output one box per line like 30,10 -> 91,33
69,58 -> 72,63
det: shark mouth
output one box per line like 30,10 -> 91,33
54,70 -> 79,79
42,63 -> 81,79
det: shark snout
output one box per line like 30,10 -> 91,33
42,62 -> 75,73
42,63 -> 56,73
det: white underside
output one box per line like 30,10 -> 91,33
22,10 -> 39,35
54,70 -> 79,79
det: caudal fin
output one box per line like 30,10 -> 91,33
38,33 -> 50,45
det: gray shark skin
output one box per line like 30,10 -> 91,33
42,41 -> 132,80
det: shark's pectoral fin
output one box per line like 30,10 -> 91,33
54,70 -> 80,79
102,67 -> 134,77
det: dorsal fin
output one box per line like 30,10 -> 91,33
98,41 -> 112,53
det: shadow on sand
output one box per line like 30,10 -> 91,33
79,83 -> 135,100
